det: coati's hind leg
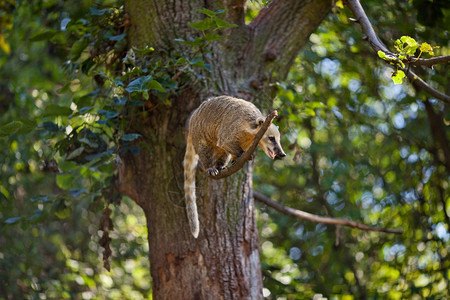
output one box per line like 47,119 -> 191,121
196,142 -> 229,176
217,138 -> 244,160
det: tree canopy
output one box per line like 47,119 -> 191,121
0,0 -> 448,299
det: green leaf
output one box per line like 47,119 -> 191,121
303,108 -> 316,116
148,80 -> 166,92
0,121 -> 23,136
377,51 -> 387,60
85,149 -> 113,161
420,42 -> 433,55
90,7 -> 109,16
188,18 -> 215,31
30,196 -> 50,203
28,210 -> 45,223
52,198 -> 71,219
69,38 -> 89,61
56,174 -> 76,190
4,216 -> 22,224
197,8 -> 216,17
106,32 -> 126,41
392,70 -> 405,85
17,119 -> 37,134
43,104 -> 72,117
214,9 -> 226,15
98,109 -> 119,119
214,17 -> 237,29
66,146 -> 85,160
183,37 -> 205,47
79,106 -> 93,114
121,133 -> 141,141
400,36 -> 418,48
126,75 -> 151,93
205,32 -> 226,42
399,36 -> 419,56
38,121 -> 60,132
69,188 -> 85,197
30,30 -> 56,42
176,57 -> 190,65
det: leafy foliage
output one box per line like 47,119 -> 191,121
253,0 -> 449,298
377,35 -> 439,84
0,1 -> 238,298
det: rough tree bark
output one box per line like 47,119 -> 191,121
119,0 -> 331,299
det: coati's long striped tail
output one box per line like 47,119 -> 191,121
183,134 -> 200,238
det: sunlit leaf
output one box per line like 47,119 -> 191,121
419,42 -> 434,56
377,51 -> 387,60
0,34 -> 10,54
391,70 -> 405,84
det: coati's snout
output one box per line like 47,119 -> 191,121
275,150 -> 287,159
259,124 -> 286,160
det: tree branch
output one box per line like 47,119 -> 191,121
344,0 -> 450,104
243,0 -> 332,80
407,55 -> 450,67
254,191 -> 403,234
208,111 -> 278,179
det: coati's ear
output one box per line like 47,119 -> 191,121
256,117 -> 264,127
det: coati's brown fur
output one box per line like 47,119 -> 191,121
183,95 -> 286,238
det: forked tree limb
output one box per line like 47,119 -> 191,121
254,191 -> 403,234
208,110 -> 278,179
344,0 -> 450,104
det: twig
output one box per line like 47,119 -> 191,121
344,0 -> 450,104
208,111 -> 278,179
407,55 -> 450,67
254,191 -> 403,234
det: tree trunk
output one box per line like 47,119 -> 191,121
120,0 -> 331,299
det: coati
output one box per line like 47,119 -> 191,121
183,95 -> 286,238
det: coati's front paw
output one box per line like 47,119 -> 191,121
206,168 -> 219,176
216,165 -> 226,171
248,153 -> 255,161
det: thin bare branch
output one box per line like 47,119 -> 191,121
254,191 -> 403,234
405,72 -> 450,104
344,0 -> 450,104
208,111 -> 278,179
407,55 -> 450,67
